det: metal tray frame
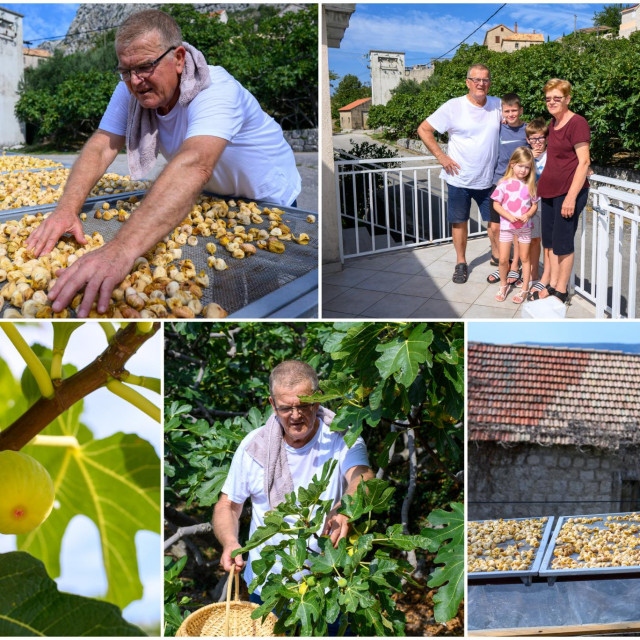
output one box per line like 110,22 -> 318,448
468,516 -> 555,586
539,511 -> 640,584
2,191 -> 318,318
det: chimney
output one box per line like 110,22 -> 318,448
515,22 -> 518,33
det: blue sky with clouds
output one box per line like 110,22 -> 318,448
5,4 -> 80,46
330,3 -> 616,84
0,324 -> 161,627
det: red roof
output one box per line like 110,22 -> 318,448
338,97 -> 371,112
468,342 -> 640,449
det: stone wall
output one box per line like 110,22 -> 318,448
284,128 -> 317,152
468,441 -> 635,521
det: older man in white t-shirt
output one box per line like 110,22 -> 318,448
417,64 -> 501,285
26,9 -> 301,317
214,360 -> 373,599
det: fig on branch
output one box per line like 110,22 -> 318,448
0,450 -> 55,534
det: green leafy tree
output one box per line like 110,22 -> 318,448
331,74 -> 372,119
367,38 -> 640,168
16,5 -> 317,146
593,4 -> 630,35
164,322 -> 464,635
0,322 -> 162,636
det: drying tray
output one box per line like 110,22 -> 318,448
539,511 -> 640,585
468,516 -> 555,586
1,166 -> 68,176
2,191 -> 318,318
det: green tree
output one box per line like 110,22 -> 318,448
593,4 -> 630,35
331,74 -> 372,119
16,5 -> 318,146
390,78 -> 422,97
164,322 -> 464,635
367,37 -> 640,168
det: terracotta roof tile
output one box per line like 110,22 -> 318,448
468,342 -> 640,449
338,97 -> 372,112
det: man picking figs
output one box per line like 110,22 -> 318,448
26,9 -> 301,317
213,360 -> 373,614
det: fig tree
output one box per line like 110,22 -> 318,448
337,577 -> 347,588
0,450 -> 55,535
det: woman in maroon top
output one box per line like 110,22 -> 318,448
529,78 -> 590,303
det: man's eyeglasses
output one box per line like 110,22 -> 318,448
545,96 -> 565,104
528,136 -> 546,144
467,77 -> 491,85
117,46 -> 176,81
273,403 -> 316,417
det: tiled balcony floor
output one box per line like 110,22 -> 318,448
322,237 -> 595,319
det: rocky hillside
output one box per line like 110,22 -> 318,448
43,3 -> 300,54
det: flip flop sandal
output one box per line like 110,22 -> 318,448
495,284 -> 509,302
486,269 -> 500,284
506,269 -> 521,285
489,255 -> 500,267
452,262 -> 468,284
528,284 -> 554,301
552,289 -> 569,304
515,277 -> 524,287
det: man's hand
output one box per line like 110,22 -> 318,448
322,510 -> 350,548
26,209 -> 87,257
48,241 -> 135,317
220,543 -> 245,573
438,154 -> 461,176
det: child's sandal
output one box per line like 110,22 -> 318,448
513,287 -> 530,304
495,284 -> 509,302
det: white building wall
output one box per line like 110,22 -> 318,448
370,50 -> 404,106
0,8 -> 25,147
620,6 -> 639,38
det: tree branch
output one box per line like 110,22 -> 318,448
164,522 -> 213,550
0,323 -> 160,451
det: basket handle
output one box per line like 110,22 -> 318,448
224,568 -> 241,636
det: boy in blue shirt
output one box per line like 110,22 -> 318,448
487,94 -> 528,284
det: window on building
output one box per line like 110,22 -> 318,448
621,480 -> 640,511
495,36 -> 500,43
515,43 -> 519,49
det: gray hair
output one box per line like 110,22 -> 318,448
269,361 -> 319,397
116,9 -> 182,51
467,63 -> 491,80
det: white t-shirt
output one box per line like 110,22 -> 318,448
426,94 -> 502,189
221,419 -> 370,594
99,66 -> 301,205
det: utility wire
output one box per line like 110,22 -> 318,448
24,24 -> 119,46
434,3 -> 507,60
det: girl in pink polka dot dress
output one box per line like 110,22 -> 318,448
490,146 -> 539,303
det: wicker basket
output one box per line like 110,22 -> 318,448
176,569 -> 279,637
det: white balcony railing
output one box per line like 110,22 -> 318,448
336,156 -> 640,319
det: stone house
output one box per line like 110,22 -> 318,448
23,47 -> 52,70
468,342 -> 640,521
338,97 -> 371,131
369,50 -> 433,106
484,23 -> 544,52
620,4 -> 640,38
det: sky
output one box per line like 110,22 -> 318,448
468,321 -> 640,349
330,3 -> 617,85
5,4 -> 80,46
0,323 -> 162,628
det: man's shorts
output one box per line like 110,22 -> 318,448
489,185 -> 501,224
541,187 -> 589,256
447,184 -> 492,224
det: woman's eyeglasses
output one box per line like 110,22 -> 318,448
545,96 -> 565,104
